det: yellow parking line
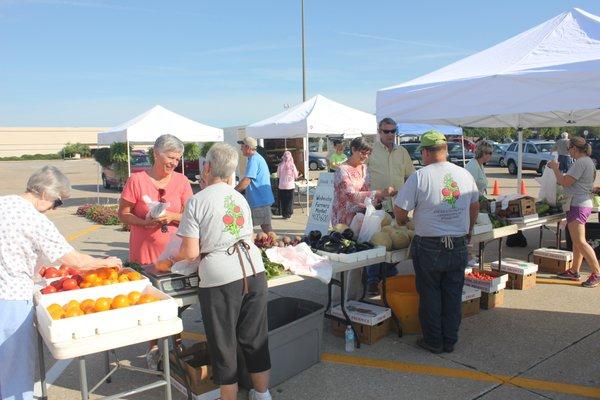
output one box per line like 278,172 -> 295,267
321,353 -> 600,399
536,278 -> 583,286
66,225 -> 102,242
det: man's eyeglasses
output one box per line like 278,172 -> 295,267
380,129 -> 397,135
52,198 -> 63,209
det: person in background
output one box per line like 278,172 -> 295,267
365,117 -> 415,295
118,133 -> 193,369
329,139 -> 347,172
332,137 -> 395,226
159,143 -> 272,400
465,140 -> 493,195
0,166 -> 122,400
555,132 -> 573,173
394,131 -> 479,354
549,137 -> 600,288
236,137 -> 274,233
277,151 -> 299,220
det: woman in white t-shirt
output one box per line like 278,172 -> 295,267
0,166 -> 122,400
157,143 -> 272,400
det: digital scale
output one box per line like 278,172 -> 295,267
141,265 -> 200,297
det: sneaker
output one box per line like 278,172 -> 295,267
416,338 -> 443,354
556,269 -> 581,281
145,346 -> 161,370
582,273 -> 600,288
249,389 -> 272,400
366,282 -> 380,296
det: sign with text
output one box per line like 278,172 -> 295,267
305,173 -> 335,235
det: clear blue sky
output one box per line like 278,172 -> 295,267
0,0 -> 598,127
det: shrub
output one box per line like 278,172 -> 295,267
62,143 -> 91,158
76,204 -> 120,225
93,148 -> 112,167
0,153 -> 61,161
184,143 -> 201,161
200,142 -> 215,158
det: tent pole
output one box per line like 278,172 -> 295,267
461,134 -> 466,167
517,128 -> 523,194
182,154 -> 185,177
126,139 -> 131,178
304,134 -> 309,214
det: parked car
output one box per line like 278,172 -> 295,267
448,137 -> 476,152
101,151 -> 152,189
504,140 -> 555,175
412,142 -> 474,167
175,158 -> 203,181
309,153 -> 328,170
488,143 -> 509,166
400,142 -> 421,163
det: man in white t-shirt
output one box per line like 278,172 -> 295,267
394,131 -> 479,354
161,143 -> 272,400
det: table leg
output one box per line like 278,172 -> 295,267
104,351 -> 112,383
478,242 -> 485,270
37,332 -> 48,400
498,238 -> 503,269
339,271 -> 360,348
556,221 -> 561,249
539,225 -> 543,248
79,357 -> 89,400
161,338 -> 172,400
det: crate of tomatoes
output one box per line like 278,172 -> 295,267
464,269 -> 508,293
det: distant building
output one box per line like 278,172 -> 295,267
0,127 -> 106,157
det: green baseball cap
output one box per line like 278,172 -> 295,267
417,130 -> 447,150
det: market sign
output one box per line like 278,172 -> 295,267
305,172 -> 334,236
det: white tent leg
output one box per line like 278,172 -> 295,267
182,155 -> 185,177
126,140 -> 131,178
517,129 -> 523,194
304,135 -> 309,214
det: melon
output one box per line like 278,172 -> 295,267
380,213 -> 392,227
370,231 -> 393,251
390,229 -> 411,250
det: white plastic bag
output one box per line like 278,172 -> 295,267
157,235 -> 198,276
142,195 -> 169,219
358,197 -> 385,243
349,213 -> 364,240
265,243 -> 333,284
535,168 -> 558,206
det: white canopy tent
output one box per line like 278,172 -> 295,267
376,8 -> 600,192
246,94 -> 377,211
96,105 -> 223,200
396,124 -> 462,136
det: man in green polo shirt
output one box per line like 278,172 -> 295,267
329,139 -> 347,172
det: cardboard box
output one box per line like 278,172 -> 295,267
330,301 -> 391,326
169,342 -> 218,398
171,375 -> 220,400
491,258 -> 538,275
464,270 -> 508,293
505,272 -> 537,290
331,318 -> 390,345
480,290 -> 504,309
533,248 -> 573,261
533,255 -> 573,274
461,286 -> 481,318
482,196 -> 536,218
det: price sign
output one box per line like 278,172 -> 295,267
305,173 -> 334,236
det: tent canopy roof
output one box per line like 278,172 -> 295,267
246,94 -> 377,139
376,8 -> 600,128
396,124 -> 462,136
98,105 -> 223,145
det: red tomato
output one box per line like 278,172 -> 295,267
39,266 -> 47,277
50,280 -> 63,290
40,286 -> 57,294
62,278 -> 79,291
44,267 -> 59,278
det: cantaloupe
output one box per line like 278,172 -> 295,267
380,213 -> 392,227
389,229 -> 411,250
371,231 -> 392,251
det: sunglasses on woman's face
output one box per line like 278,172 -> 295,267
52,198 -> 63,209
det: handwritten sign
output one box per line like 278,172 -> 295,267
305,173 -> 335,235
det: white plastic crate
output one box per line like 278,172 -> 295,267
461,285 -> 481,302
36,281 -> 178,344
464,270 -> 508,293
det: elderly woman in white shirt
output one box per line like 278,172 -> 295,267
465,141 -> 493,195
0,166 -> 122,400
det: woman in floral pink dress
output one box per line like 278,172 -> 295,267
332,137 -> 394,226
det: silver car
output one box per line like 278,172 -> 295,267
488,143 -> 509,166
504,140 -> 555,175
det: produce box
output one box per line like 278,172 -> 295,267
533,248 -> 573,261
171,376 -> 219,400
461,285 -> 481,318
169,342 -> 218,399
238,297 -> 324,389
505,272 -> 537,290
331,318 -> 390,345
482,196 -> 536,218
464,270 -> 508,293
330,300 -> 391,326
491,258 -> 538,275
533,256 -> 572,274
472,223 -> 493,235
36,281 -> 178,344
480,290 -> 504,309
316,246 -> 385,263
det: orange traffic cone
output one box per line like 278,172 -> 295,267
492,180 -> 500,196
519,180 -> 528,195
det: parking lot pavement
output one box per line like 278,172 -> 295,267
2,159 -> 598,400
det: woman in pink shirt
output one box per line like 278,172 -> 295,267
118,134 -> 193,265
277,151 -> 299,219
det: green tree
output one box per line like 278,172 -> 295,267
184,143 -> 202,160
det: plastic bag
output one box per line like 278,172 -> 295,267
157,235 -> 198,276
265,243 -> 333,284
535,167 -> 558,206
142,195 -> 169,219
349,213 -> 364,240
358,197 -> 385,243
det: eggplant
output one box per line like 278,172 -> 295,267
330,231 -> 344,243
323,242 -> 342,253
342,228 -> 355,240
309,230 -> 322,242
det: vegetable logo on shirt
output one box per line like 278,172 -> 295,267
441,173 -> 460,207
223,195 -> 245,238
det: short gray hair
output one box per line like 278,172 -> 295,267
27,166 -> 70,200
206,143 -> 238,179
378,117 -> 396,129
475,141 -> 493,159
561,132 -> 569,139
154,134 -> 184,155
